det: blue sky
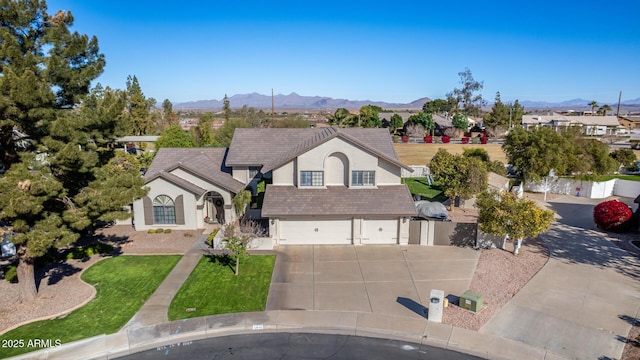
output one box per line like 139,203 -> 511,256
47,0 -> 640,105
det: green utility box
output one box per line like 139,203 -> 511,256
460,290 -> 483,312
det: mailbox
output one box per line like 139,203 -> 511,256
428,289 -> 444,323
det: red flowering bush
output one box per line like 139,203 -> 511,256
441,135 -> 451,143
593,199 -> 633,231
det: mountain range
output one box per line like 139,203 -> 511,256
174,92 -> 430,110
173,93 -> 640,111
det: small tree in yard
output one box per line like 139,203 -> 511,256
429,149 -> 488,210
475,190 -> 555,255
232,190 -> 252,219
222,224 -> 251,276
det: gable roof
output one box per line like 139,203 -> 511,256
227,127 -> 411,172
145,148 -> 245,193
144,171 -> 207,196
262,185 -> 418,217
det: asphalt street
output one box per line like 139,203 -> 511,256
117,333 -> 483,360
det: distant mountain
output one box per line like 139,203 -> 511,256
174,92 -> 430,110
622,97 -> 640,105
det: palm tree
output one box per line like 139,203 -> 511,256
588,100 -> 598,115
599,104 -> 612,116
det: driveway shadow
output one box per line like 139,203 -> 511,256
543,200 -> 640,279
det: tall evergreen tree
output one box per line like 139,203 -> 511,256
125,75 -> 153,135
161,98 -> 176,129
0,1 -> 145,302
223,94 -> 231,122
483,92 -> 510,128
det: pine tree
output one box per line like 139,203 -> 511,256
125,75 -> 153,135
483,92 -> 510,128
0,1 -> 145,302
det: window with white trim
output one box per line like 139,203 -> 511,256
300,171 -> 324,186
153,195 -> 176,224
352,171 -> 375,186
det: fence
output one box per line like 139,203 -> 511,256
408,219 -> 477,247
401,165 -> 429,178
524,178 -> 640,199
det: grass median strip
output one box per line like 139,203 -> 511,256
0,255 -> 181,358
168,254 -> 275,321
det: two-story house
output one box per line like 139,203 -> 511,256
132,127 -> 417,246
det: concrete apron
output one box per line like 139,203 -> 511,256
266,245 -> 480,320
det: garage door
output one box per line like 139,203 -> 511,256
279,219 -> 352,245
362,219 -> 399,244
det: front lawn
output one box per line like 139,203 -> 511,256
0,255 -> 181,358
168,254 -> 275,321
402,178 -> 446,202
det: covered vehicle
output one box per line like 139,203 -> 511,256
414,200 -> 449,220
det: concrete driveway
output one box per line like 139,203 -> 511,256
266,245 -> 480,320
480,195 -> 640,360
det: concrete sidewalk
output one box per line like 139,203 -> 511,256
480,195 -> 640,360
120,235 -> 208,331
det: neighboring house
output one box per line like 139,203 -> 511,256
619,116 -> 640,130
132,127 -> 418,245
521,114 -> 621,135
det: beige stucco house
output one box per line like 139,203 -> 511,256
132,127 -> 417,245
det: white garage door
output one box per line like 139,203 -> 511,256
362,219 -> 399,244
280,219 -> 352,245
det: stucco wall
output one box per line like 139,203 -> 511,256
525,178 -> 639,199
614,179 -> 640,198
377,158 -> 401,185
133,177 -> 199,231
232,166 -> 249,183
170,168 -> 233,204
272,160 -> 295,186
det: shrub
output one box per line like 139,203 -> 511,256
65,243 -> 114,260
4,265 -> 18,283
441,135 -> 451,143
147,229 -> 155,234
593,199 -> 633,231
163,229 -> 172,234
155,228 -> 164,234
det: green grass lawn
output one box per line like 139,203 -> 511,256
0,255 -> 181,358
401,178 -> 446,202
592,174 -> 640,182
168,254 -> 275,321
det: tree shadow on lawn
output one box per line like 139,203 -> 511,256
206,254 -> 236,274
33,230 -> 126,289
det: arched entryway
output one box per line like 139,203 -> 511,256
204,191 -> 225,224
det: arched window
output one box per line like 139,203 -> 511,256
153,195 -> 176,224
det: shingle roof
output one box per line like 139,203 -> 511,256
226,127 -> 411,172
262,185 -> 418,217
144,148 -> 245,193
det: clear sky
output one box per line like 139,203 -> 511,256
47,0 -> 640,105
